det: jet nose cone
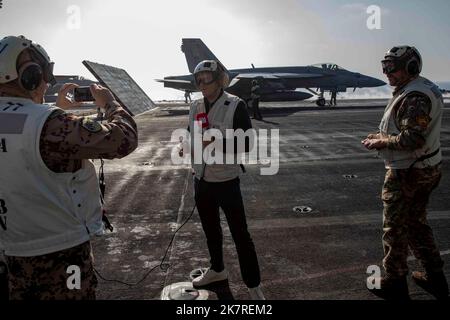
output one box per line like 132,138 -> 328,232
359,76 -> 386,87
374,78 -> 387,87
367,76 -> 386,87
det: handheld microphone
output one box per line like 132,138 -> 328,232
195,112 -> 209,131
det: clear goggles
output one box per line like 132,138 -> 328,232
195,72 -> 216,87
381,59 -> 400,75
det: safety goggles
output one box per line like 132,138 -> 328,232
42,62 -> 56,86
195,72 -> 216,87
31,45 -> 57,87
381,59 -> 400,75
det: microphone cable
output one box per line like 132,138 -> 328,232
94,163 -> 205,287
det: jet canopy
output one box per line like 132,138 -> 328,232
310,63 -> 347,71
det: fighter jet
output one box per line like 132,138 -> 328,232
157,38 -> 386,106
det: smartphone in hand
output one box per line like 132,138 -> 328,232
73,86 -> 95,102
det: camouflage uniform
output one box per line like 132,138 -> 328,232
381,90 -> 444,278
5,242 -> 97,300
40,101 -> 138,172
5,101 -> 138,299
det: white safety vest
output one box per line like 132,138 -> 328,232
378,76 -> 443,169
0,97 -> 104,257
188,92 -> 242,182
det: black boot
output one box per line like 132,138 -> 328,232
412,271 -> 449,300
368,275 -> 410,300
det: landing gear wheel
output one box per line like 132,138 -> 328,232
316,98 -> 326,107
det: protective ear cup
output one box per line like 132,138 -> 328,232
18,62 -> 43,91
403,47 -> 420,76
407,59 -> 420,76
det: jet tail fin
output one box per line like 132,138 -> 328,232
181,38 -> 228,74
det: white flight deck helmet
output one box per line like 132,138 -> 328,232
193,60 -> 226,87
0,35 -> 56,90
381,46 -> 422,76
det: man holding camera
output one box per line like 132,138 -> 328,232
362,46 -> 448,300
0,35 -> 138,300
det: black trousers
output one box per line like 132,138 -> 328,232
251,98 -> 262,120
194,177 -> 261,288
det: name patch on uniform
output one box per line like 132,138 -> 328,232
81,118 -> 102,133
0,113 -> 28,134
416,115 -> 430,129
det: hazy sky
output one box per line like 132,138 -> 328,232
1,0 -> 449,100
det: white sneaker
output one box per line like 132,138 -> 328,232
192,268 -> 228,287
248,285 -> 266,300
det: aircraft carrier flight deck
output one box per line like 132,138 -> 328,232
91,99 -> 450,300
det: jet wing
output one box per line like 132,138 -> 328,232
235,73 -> 323,80
229,73 -> 324,90
155,79 -> 195,91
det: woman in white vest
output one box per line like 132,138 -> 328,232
0,36 -> 138,299
185,60 -> 265,300
362,46 -> 448,300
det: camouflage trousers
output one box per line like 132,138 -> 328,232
5,241 -> 97,300
382,164 -> 444,278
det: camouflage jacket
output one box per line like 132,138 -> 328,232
40,101 -> 138,173
386,90 -> 432,151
